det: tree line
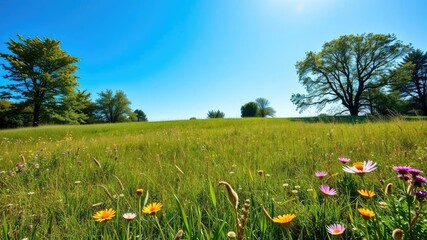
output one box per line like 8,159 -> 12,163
0,35 -> 147,128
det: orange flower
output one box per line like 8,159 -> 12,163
93,208 -> 116,222
358,189 -> 376,199
136,188 -> 144,196
272,214 -> 296,228
142,202 -> 163,215
358,208 -> 375,220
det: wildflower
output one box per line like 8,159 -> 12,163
294,185 -> 301,189
413,190 -> 427,198
291,190 -> 298,194
414,175 -> 427,187
93,208 -> 116,222
227,231 -> 236,238
326,223 -> 345,236
74,181 -> 81,184
398,174 -> 411,181
136,188 -> 144,196
283,183 -> 289,187
272,214 -> 296,228
338,157 -> 350,164
343,160 -> 377,175
392,228 -> 404,240
319,185 -> 337,196
393,166 -> 413,175
357,189 -> 376,199
407,167 -> 423,176
358,208 -> 375,220
378,201 -> 388,208
142,202 -> 163,215
122,212 -> 137,221
315,171 -> 328,179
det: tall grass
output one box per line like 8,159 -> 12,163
1,118 -> 426,239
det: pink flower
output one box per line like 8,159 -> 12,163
319,185 -> 337,196
315,171 -> 328,179
343,160 -> 377,175
338,157 -> 350,164
326,223 -> 345,236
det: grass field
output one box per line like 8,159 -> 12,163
1,118 -> 427,239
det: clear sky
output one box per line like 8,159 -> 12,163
1,0 -> 426,121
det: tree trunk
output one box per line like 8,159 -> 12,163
349,107 -> 359,116
33,103 -> 41,127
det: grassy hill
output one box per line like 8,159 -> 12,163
1,118 -> 427,239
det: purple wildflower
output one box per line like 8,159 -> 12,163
338,157 -> 350,164
315,171 -> 328,179
319,185 -> 337,196
392,166 -> 413,175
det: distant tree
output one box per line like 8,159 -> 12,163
0,35 -> 79,126
291,33 -> 410,116
134,109 -> 148,121
393,49 -> 427,115
255,98 -> 276,117
95,89 -> 132,123
207,110 -> 225,118
241,102 -> 259,117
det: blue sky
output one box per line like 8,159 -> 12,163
1,0 -> 426,121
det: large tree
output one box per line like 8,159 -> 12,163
0,35 -> 79,126
393,49 -> 427,115
255,97 -> 276,117
96,89 -> 132,123
291,33 -> 410,116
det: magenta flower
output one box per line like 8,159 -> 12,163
414,175 -> 427,186
326,223 -> 345,236
393,166 -> 413,175
413,190 -> 427,198
319,185 -> 337,196
408,168 -> 423,176
315,171 -> 328,179
338,157 -> 350,164
343,161 -> 377,175
398,174 -> 411,181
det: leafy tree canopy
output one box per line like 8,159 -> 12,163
207,110 -> 225,118
291,33 -> 410,116
255,98 -> 276,117
241,102 -> 259,117
134,109 -> 148,122
95,89 -> 132,123
0,35 -> 79,126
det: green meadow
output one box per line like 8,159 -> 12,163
1,118 -> 427,239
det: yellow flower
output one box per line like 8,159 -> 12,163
93,208 -> 116,222
358,189 -> 376,199
142,202 -> 163,215
272,214 -> 296,228
358,208 -> 375,220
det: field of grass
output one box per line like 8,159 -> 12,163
1,118 -> 427,239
